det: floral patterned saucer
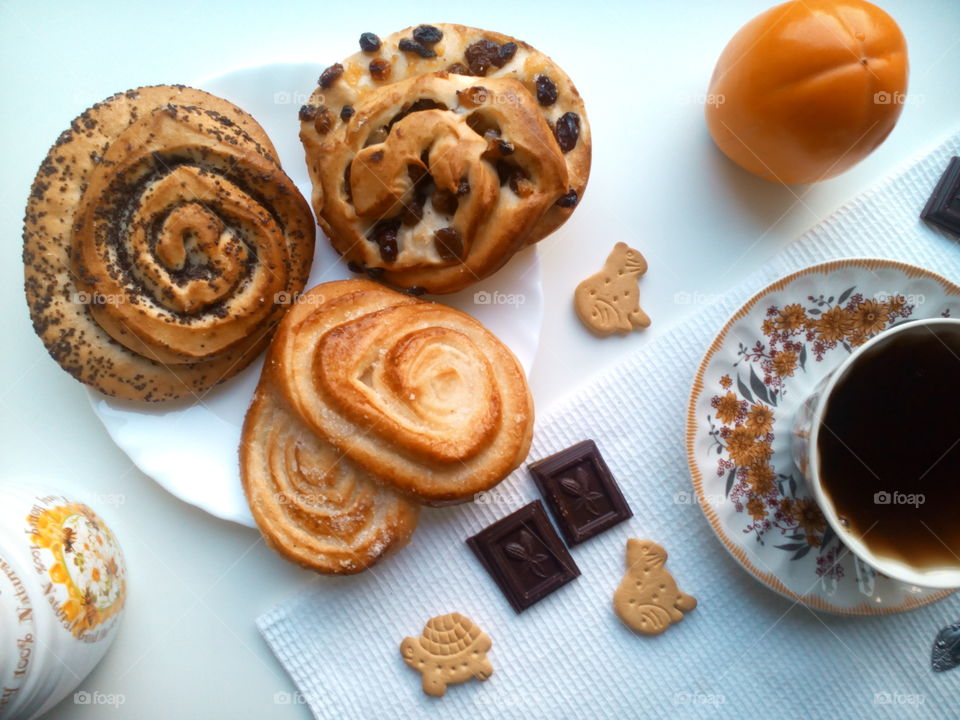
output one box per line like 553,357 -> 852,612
686,259 -> 960,614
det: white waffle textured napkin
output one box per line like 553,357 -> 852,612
258,130 -> 960,720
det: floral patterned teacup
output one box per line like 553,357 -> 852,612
791,317 -> 960,589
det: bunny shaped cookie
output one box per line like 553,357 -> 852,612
614,539 -> 696,635
574,242 -> 650,336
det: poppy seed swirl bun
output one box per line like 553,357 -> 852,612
23,85 -> 315,401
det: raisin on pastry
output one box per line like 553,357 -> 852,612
300,24 -> 590,294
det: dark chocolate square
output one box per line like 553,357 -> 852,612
528,440 -> 633,545
467,501 -> 580,613
921,156 -> 960,236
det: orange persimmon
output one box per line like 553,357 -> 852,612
705,0 -> 908,184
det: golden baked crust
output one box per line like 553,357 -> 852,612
240,375 -> 419,574
265,280 -> 534,505
23,85 -> 315,401
300,23 -> 590,293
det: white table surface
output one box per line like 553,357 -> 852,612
1,1 -> 958,718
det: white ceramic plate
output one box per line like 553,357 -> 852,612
86,63 -> 544,527
687,259 -> 959,614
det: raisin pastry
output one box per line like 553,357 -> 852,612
300,23 -> 590,294
23,85 -> 315,401
241,376 -> 419,574
259,279 -> 534,506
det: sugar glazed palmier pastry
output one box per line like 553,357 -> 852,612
300,23 -> 591,293
23,85 -> 315,401
241,279 -> 532,570
246,279 -> 533,517
241,376 -> 419,574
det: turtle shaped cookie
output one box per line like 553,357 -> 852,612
400,612 -> 493,696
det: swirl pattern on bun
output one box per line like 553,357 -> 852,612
24,85 -> 315,401
241,376 -> 419,574
261,279 -> 534,506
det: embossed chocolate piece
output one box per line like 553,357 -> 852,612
921,156 -> 960,236
932,621 -> 960,672
529,440 -> 632,545
467,501 -> 580,612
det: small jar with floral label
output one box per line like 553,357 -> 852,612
0,482 -> 126,719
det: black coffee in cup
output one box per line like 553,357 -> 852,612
818,322 -> 960,570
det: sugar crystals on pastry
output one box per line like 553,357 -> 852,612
260,279 -> 535,506
241,375 -> 419,574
